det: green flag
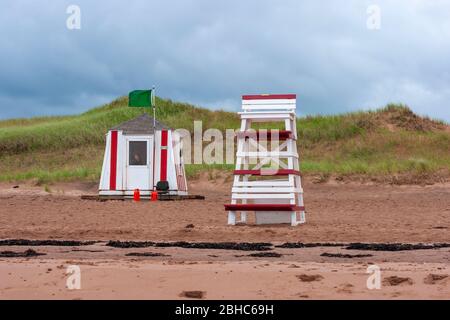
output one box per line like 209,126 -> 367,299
129,89 -> 155,107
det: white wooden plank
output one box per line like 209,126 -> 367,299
232,187 -> 303,193
232,194 -> 295,200
242,99 -> 296,105
236,152 -> 298,158
243,106 -> 295,111
240,118 -> 292,124
235,181 -> 292,187
242,106 -> 296,111
238,113 -> 294,120
238,111 -> 294,114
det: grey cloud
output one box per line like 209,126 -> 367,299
0,0 -> 449,121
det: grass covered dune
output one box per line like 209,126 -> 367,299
0,96 -> 449,185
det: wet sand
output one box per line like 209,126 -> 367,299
1,258 -> 448,299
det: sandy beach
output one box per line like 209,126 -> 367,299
0,178 -> 449,299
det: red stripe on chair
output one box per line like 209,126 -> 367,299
236,130 -> 293,140
234,169 -> 301,176
109,131 -> 118,190
224,204 -> 305,211
242,94 -> 296,100
160,130 -> 168,181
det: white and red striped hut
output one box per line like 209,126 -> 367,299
99,113 -> 188,198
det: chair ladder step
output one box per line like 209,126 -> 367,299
225,204 -> 305,211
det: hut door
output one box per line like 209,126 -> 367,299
126,137 -> 153,191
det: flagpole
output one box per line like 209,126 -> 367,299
152,85 -> 156,192
152,85 -> 156,130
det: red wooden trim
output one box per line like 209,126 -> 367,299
236,130 -> 293,140
242,94 -> 296,100
160,130 -> 168,181
234,169 -> 301,176
109,131 -> 118,190
224,204 -> 305,211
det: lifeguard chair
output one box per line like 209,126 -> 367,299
224,94 -> 306,226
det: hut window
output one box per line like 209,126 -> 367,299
129,141 -> 147,166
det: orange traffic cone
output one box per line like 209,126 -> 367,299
151,191 -> 158,201
133,189 -> 140,202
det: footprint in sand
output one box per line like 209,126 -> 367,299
336,283 -> 354,294
296,274 -> 324,282
423,274 -> 448,285
179,290 -> 206,299
383,276 -> 413,286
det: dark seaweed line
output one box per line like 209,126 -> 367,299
107,241 -> 450,252
345,242 -> 450,251
106,241 -> 273,251
320,252 -> 373,258
106,240 -> 155,248
275,243 -> 347,249
2,239 -> 450,252
277,242 -> 450,251
0,239 -> 97,246
125,252 -> 170,257
0,249 -> 46,258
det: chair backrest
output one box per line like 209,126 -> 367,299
242,94 -> 296,112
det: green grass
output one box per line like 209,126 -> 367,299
1,97 -> 449,184
0,167 -> 100,185
184,164 -> 235,179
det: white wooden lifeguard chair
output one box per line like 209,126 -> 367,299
224,94 -> 306,226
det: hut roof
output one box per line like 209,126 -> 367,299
110,113 -> 170,134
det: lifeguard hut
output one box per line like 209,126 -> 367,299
224,94 -> 306,226
99,113 -> 188,198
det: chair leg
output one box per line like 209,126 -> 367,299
290,212 -> 299,227
240,212 -> 247,223
299,211 -> 306,224
228,211 -> 236,225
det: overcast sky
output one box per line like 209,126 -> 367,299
0,0 -> 449,121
